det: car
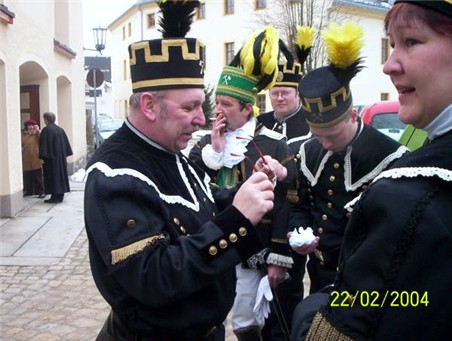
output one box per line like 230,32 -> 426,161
97,119 -> 124,145
360,100 -> 406,141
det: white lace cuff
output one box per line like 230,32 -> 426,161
201,144 -> 224,170
266,253 -> 293,269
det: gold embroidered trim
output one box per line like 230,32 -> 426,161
306,312 -> 354,341
111,234 -> 165,265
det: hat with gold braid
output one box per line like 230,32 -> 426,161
298,21 -> 364,128
128,0 -> 205,93
394,0 -> 452,18
275,26 -> 315,88
215,26 -> 280,104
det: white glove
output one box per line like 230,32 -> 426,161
253,275 -> 273,328
289,227 -> 316,248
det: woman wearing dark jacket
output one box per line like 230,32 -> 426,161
290,1 -> 452,340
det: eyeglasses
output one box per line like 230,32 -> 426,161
270,90 -> 292,98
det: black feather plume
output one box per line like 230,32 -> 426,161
158,0 -> 200,38
279,39 -> 294,64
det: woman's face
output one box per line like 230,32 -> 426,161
383,15 -> 452,128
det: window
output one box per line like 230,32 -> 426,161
123,60 -> 127,81
147,13 -> 155,28
381,92 -> 389,101
225,42 -> 235,65
255,0 -> 266,9
128,22 -> 132,37
122,26 -> 126,40
256,94 -> 266,113
197,3 -> 206,19
224,0 -> 234,15
381,37 -> 390,64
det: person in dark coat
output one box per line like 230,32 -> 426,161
84,2 -> 280,340
291,1 -> 452,339
288,21 -> 408,295
256,28 -> 314,341
39,112 -> 73,203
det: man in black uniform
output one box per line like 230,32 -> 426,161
189,27 -> 296,341
257,30 -> 314,340
84,2 -> 278,340
288,20 -> 408,295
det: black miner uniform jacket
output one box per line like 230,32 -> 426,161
189,124 -> 297,260
84,122 -> 267,338
292,129 -> 452,341
289,120 -> 409,270
257,105 -> 311,145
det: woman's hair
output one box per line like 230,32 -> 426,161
43,112 -> 56,124
385,3 -> 452,38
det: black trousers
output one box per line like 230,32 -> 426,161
306,256 -> 337,294
96,310 -> 225,341
23,169 -> 45,196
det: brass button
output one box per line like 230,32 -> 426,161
321,214 -> 328,221
219,239 -> 228,249
307,188 -> 312,193
328,189 -> 334,195
333,163 -> 340,169
329,175 -> 336,182
318,227 -> 324,234
203,198 -> 207,202
173,218 -> 180,225
327,202 -> 333,208
209,246 -> 218,256
362,185 -> 368,189
127,219 -> 136,228
320,261 -> 325,267
309,195 -> 314,200
229,233 -> 238,243
180,226 -> 187,234
346,212 -> 352,219
238,227 -> 247,236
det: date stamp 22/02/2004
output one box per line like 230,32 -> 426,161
330,290 -> 429,308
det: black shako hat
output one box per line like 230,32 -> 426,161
394,0 -> 452,18
298,21 -> 364,128
274,26 -> 315,88
128,0 -> 205,92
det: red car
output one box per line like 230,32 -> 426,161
360,100 -> 406,141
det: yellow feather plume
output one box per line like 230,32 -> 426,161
297,26 -> 316,50
239,26 -> 280,90
322,21 -> 364,69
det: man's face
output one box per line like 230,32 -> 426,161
214,95 -> 250,132
309,116 -> 357,153
152,88 -> 206,153
269,86 -> 299,120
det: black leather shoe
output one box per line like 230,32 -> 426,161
44,198 -> 62,203
38,194 -> 46,199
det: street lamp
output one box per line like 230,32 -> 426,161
90,26 -> 107,149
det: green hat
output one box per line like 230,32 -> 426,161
215,26 -> 280,104
298,21 -> 364,128
394,0 -> 452,18
216,66 -> 258,104
128,1 -> 205,92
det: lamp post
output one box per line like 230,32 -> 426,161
90,26 -> 107,149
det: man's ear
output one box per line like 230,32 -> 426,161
243,103 -> 254,118
141,92 -> 158,121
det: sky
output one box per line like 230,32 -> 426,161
82,0 -> 135,56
